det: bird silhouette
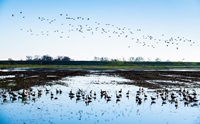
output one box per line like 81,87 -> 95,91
9,11 -> 196,52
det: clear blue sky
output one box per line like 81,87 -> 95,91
0,0 -> 200,61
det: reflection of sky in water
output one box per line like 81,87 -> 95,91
0,74 -> 200,124
0,75 -> 15,79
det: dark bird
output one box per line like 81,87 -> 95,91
151,96 -> 156,101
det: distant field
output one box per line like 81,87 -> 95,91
1,61 -> 200,69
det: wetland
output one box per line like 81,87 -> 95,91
0,69 -> 200,124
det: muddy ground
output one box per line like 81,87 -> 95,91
104,71 -> 200,89
0,70 -> 89,90
0,69 -> 200,90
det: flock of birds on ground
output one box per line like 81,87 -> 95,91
11,11 -> 195,50
0,87 -> 199,108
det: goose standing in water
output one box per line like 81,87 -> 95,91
118,89 -> 122,94
45,88 -> 50,93
175,99 -> 178,108
50,91 -> 53,96
151,96 -> 156,101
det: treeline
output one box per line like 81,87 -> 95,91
93,56 -> 162,62
8,55 -> 163,62
25,55 -> 71,61
7,55 -> 164,62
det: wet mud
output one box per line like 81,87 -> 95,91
1,69 -> 200,90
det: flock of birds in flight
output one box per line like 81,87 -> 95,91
11,11 -> 196,50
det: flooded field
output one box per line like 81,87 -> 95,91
0,69 -> 200,124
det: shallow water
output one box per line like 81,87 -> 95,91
0,74 -> 200,124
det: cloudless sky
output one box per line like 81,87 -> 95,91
0,0 -> 200,61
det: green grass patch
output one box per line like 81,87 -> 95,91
1,64 -> 200,70
1,61 -> 200,69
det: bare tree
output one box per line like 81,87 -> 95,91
61,56 -> 71,61
94,56 -> 101,61
33,55 -> 40,61
8,58 -> 13,61
129,57 -> 135,61
100,57 -> 109,61
111,59 -> 119,61
55,56 -> 63,61
41,55 -> 53,61
155,58 -> 161,62
55,56 -> 71,61
135,57 -> 144,62
26,56 -> 32,61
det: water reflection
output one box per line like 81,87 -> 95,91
0,74 -> 200,124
